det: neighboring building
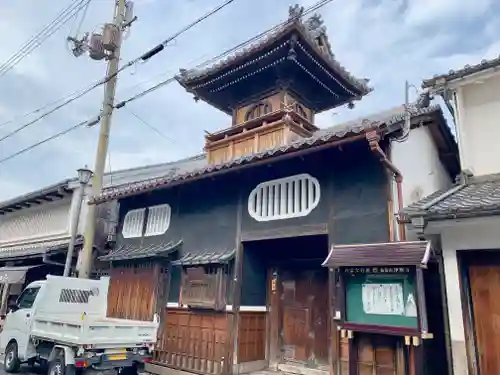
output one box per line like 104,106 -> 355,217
90,6 -> 458,375
0,179 -> 87,316
0,155 -> 205,316
402,55 -> 500,375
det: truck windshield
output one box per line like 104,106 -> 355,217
17,287 -> 40,309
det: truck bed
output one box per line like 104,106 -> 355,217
31,314 -> 158,348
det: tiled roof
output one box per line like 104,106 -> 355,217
90,104 -> 444,205
177,10 -> 371,96
99,239 -> 182,261
402,173 -> 500,220
0,236 -> 82,260
0,179 -> 72,214
171,248 -> 236,266
422,54 -> 500,89
322,241 -> 431,267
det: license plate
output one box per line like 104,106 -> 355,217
107,354 -> 127,361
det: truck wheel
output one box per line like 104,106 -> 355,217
48,356 -> 65,375
4,341 -> 21,373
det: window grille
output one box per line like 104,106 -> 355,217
122,208 -> 145,238
59,288 -> 95,303
145,204 -> 171,236
248,174 -> 321,221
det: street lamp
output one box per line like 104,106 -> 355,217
63,166 -> 93,277
78,166 -> 93,185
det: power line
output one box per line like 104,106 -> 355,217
0,81 -> 103,142
0,84 -> 94,129
124,107 -> 174,143
0,0 -> 92,78
116,0 -> 334,109
0,117 -> 99,165
0,0 -> 238,142
0,0 -> 335,165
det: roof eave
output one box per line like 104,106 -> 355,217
422,58 -> 500,90
90,129 -> 380,205
0,179 -> 72,215
403,206 -> 500,224
177,21 -> 371,99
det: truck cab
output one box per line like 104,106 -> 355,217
0,276 -> 159,375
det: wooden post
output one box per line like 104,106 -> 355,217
328,268 -> 338,375
268,267 -> 282,369
230,190 -> 244,374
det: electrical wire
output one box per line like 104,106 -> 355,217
0,0 -> 239,142
124,107 -> 174,143
0,83 -> 96,129
0,0 -> 335,164
0,81 -> 103,142
0,0 -> 92,78
116,0 -> 334,109
0,117 -> 98,165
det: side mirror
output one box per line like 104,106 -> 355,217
7,301 -> 18,312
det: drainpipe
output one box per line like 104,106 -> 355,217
366,131 -> 406,241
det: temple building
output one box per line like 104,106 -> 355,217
93,4 -> 457,375
176,4 -> 371,165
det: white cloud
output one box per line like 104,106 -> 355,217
0,0 -> 498,201
405,0 -> 493,26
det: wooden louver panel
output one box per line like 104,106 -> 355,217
181,267 -> 227,311
248,173 -> 321,221
122,208 -> 145,238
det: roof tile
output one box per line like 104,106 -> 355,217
322,241 -> 431,267
402,173 -> 500,220
423,55 -> 500,89
171,248 -> 236,266
91,104 -> 443,205
99,239 -> 182,261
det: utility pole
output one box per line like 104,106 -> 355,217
68,0 -> 132,278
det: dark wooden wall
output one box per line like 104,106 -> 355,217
115,140 -> 390,304
328,141 -> 390,245
112,139 -> 391,372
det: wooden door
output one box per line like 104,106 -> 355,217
469,264 -> 500,375
281,268 -> 329,366
107,263 -> 160,321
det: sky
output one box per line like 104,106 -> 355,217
0,0 -> 499,201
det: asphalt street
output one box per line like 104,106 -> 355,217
0,360 -> 41,375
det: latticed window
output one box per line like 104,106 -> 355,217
248,173 -> 321,221
295,103 -> 308,119
145,204 -> 171,236
180,266 -> 228,311
122,208 -> 145,238
245,101 -> 272,121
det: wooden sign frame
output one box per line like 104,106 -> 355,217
336,265 -> 429,337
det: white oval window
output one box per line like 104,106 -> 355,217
248,173 -> 321,222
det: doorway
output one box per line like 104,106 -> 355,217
245,234 -> 330,373
280,267 -> 329,367
468,257 -> 500,375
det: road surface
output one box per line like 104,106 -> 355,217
0,360 -> 41,375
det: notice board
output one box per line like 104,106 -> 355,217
343,267 -> 418,329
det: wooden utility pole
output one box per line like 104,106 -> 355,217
78,0 -> 128,278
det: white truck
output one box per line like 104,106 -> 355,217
0,275 -> 159,375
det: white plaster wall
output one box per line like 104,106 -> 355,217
0,198 -> 72,245
456,73 -> 500,176
429,217 -> 500,375
391,126 -> 452,240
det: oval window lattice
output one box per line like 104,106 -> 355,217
248,173 -> 321,222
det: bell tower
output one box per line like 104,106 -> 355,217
176,4 -> 372,165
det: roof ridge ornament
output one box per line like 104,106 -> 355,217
288,4 -> 305,20
304,13 -> 326,36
